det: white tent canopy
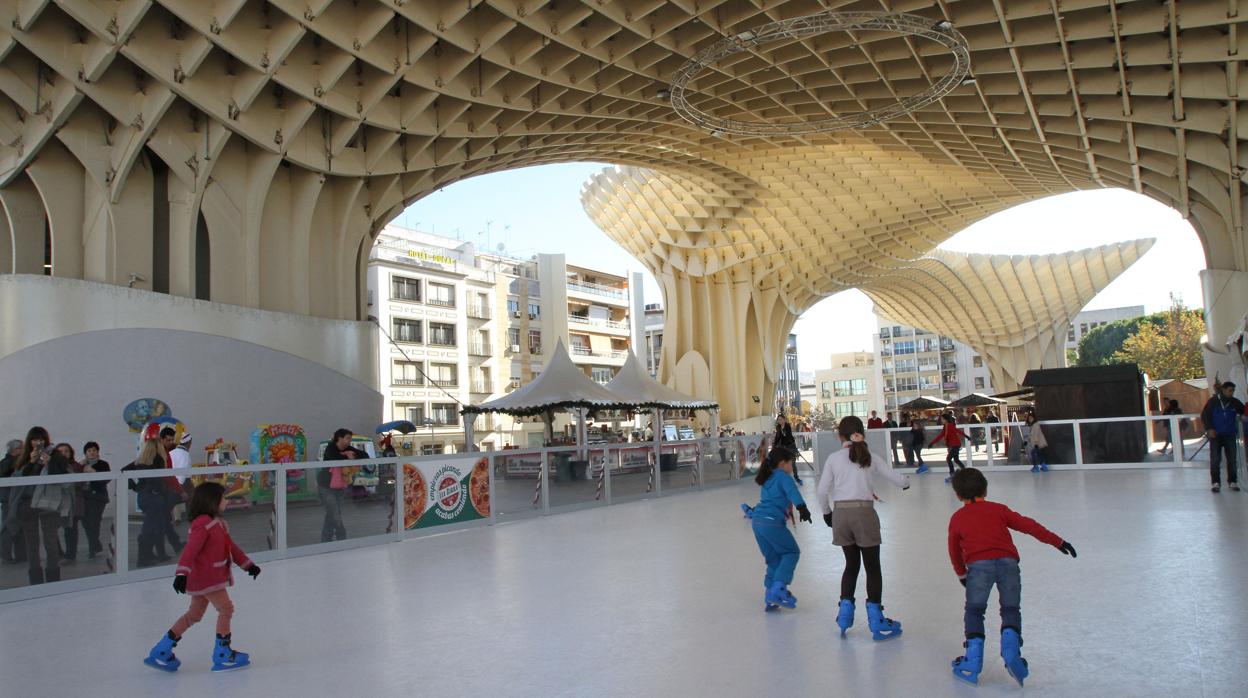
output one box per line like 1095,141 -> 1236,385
605,351 -> 718,410
462,340 -> 637,416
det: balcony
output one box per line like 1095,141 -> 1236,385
567,314 -> 630,334
566,280 -> 627,303
429,378 -> 458,388
392,379 -> 424,387
940,342 -> 956,352
569,346 -> 628,364
468,305 -> 491,320
471,381 -> 493,394
942,381 -> 959,390
880,349 -> 892,357
941,361 -> 957,370
427,298 -> 456,309
469,342 -> 491,357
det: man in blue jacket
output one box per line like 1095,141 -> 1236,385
1201,382 -> 1246,492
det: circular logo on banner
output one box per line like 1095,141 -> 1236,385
430,465 -> 467,520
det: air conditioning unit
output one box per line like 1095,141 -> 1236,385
510,378 -> 521,388
528,313 -> 537,319
512,311 -> 521,318
510,344 -> 521,353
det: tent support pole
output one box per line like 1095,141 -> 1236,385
464,415 -> 475,453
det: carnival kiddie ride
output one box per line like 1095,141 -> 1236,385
192,439 -> 252,510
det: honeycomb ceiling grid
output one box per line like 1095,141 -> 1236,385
0,0 -> 1243,273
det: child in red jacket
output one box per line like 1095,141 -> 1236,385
947,468 -> 1077,687
930,413 -> 971,484
144,482 -> 261,673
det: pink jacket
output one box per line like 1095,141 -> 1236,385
175,515 -> 255,595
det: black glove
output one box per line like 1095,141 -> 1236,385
822,512 -> 833,528
796,504 -> 812,524
172,575 -> 187,594
959,577 -> 967,588
1059,541 -> 1077,558
247,564 -> 261,579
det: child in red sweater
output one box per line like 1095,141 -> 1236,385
929,413 -> 970,484
947,468 -> 1077,687
144,482 -> 261,673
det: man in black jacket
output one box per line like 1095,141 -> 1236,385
318,429 -> 366,542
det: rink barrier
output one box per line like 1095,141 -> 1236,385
0,436 -> 751,604
0,416 -> 1222,604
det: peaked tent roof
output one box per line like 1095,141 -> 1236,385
604,351 -> 718,410
462,341 -> 638,416
947,393 -> 1006,408
897,396 -> 951,411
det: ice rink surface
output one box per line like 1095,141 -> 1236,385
3,466 -> 1245,697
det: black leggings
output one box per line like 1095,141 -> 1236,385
946,446 -> 964,474
841,544 -> 883,604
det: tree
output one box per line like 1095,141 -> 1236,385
1076,312 -> 1169,367
1065,348 -> 1079,366
1111,302 -> 1206,379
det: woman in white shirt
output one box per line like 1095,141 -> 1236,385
816,415 -> 911,641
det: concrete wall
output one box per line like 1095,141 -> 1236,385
0,274 -> 381,463
0,327 -> 381,465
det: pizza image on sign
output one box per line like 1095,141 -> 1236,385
405,455 -> 490,530
403,464 -> 427,529
469,458 -> 490,518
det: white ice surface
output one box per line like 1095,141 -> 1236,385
2,467 -> 1245,697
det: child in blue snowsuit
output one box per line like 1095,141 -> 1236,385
750,445 -> 812,611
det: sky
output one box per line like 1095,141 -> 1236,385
398,164 -> 1206,374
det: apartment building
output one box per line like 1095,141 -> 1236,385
872,316 -> 994,414
370,231 -> 646,451
814,352 -> 878,421
367,227 -> 506,453
641,303 -> 665,378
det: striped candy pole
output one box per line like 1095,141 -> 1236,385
646,453 -> 655,493
267,510 -> 276,550
106,521 -> 116,572
532,470 -> 542,508
594,460 -> 605,500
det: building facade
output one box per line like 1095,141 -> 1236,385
814,352 -> 879,422
642,303 -> 666,378
368,228 -> 643,451
776,334 -> 801,414
872,317 -> 994,415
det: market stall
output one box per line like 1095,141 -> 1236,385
605,351 -> 719,473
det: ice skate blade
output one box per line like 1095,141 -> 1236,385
143,658 -> 179,673
871,629 -> 902,641
211,662 -> 251,672
1005,658 -> 1029,686
951,670 -> 979,686
764,603 -> 780,612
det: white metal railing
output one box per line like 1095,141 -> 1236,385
2,416 -> 1224,603
567,314 -> 629,331
0,436 -> 763,603
566,280 -> 626,300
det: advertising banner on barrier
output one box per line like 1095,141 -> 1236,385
404,456 -> 491,530
736,435 -> 768,478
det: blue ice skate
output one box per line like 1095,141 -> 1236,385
835,598 -> 855,637
765,581 -> 797,609
865,601 -> 902,641
740,503 -> 754,519
143,631 -> 181,672
211,634 -> 250,672
763,582 -> 780,612
915,464 -> 930,474
1040,462 -> 1049,472
952,636 -> 985,685
1030,464 -> 1040,473
1001,628 -> 1029,686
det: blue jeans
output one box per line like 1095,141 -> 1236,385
1029,445 -> 1047,468
1209,434 -> 1238,485
964,557 -> 1022,638
752,517 -> 799,587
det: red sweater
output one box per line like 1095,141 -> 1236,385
947,500 -> 1063,578
175,515 -> 255,595
931,422 -> 966,447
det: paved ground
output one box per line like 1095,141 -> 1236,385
3,466 -> 1245,697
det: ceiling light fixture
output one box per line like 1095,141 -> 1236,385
669,11 -> 971,137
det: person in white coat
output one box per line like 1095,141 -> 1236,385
816,415 -> 911,641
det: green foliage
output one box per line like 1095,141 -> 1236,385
1076,311 -> 1171,367
1112,305 -> 1206,380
